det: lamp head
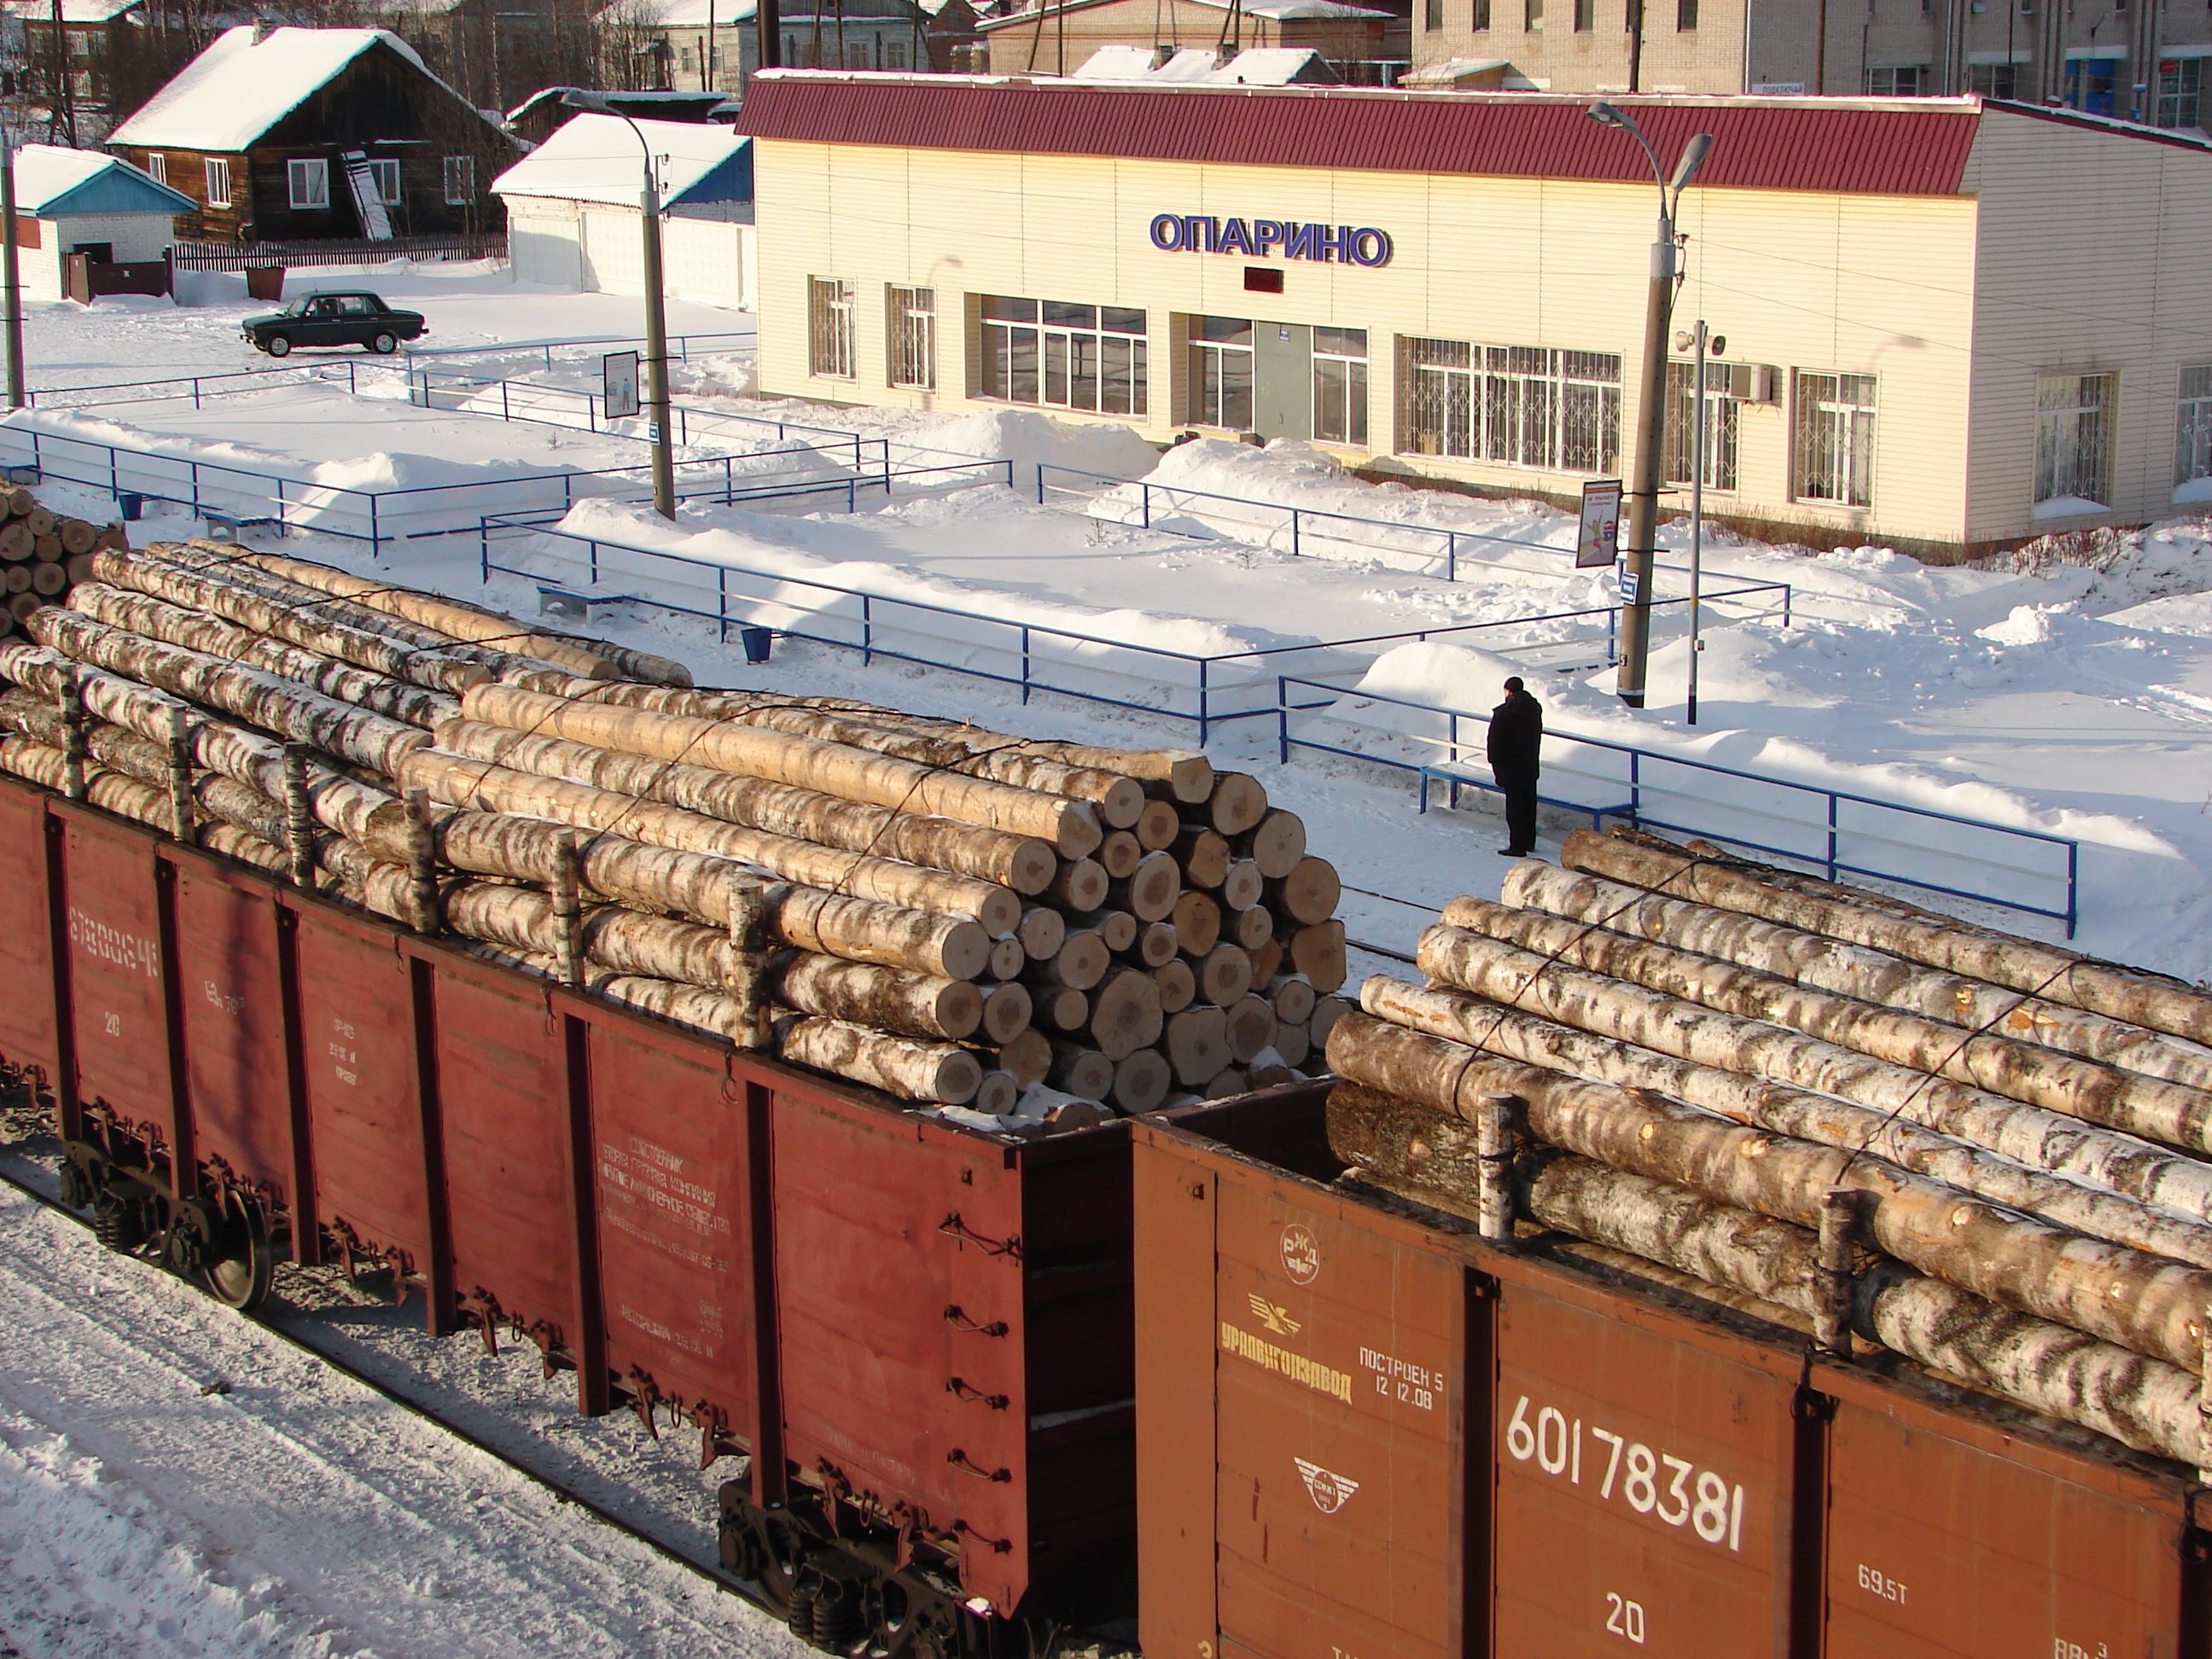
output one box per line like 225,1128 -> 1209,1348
1669,131 -> 1715,189
561,88 -> 614,112
1673,329 -> 1693,351
1587,100 -> 1626,129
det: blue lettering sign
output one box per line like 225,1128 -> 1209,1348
1144,212 -> 1394,266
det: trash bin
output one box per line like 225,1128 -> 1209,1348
116,492 -> 143,521
738,625 -> 773,664
245,265 -> 285,302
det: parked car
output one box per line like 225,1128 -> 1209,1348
242,291 -> 428,357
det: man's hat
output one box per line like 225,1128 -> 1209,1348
1504,676 -> 1525,692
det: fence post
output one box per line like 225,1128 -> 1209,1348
192,376 -> 202,411
1290,510 -> 1301,561
1197,658 -> 1210,745
1278,677 -> 1289,765
862,596 -> 873,667
1141,483 -> 1152,531
1034,463 -> 1045,505
2066,841 -> 2079,940
1826,793 -> 1841,882
1629,749 -> 1642,823
369,490 -> 380,556
109,445 -> 119,500
718,567 -> 729,643
847,477 -> 857,514
1020,627 -> 1033,706
1607,606 -> 1619,667
1447,533 -> 1458,583
479,516 -> 490,583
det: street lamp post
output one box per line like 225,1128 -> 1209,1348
1673,319 -> 1721,725
1,120 -> 23,410
563,92 -> 677,519
1586,101 -> 1713,710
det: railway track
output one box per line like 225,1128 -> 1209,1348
0,1132 -> 769,1627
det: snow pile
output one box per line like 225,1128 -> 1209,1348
882,406 -> 1160,480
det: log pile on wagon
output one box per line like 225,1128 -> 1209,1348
0,487 -> 127,633
0,539 -> 1347,1129
1326,827 -> 2212,1469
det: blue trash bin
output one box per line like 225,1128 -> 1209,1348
739,625 -> 773,664
117,492 -> 143,521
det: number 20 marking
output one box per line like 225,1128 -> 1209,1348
1606,1593 -> 1646,1644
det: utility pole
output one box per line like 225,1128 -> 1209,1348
1588,102 -> 1713,710
2,120 -> 24,410
1674,320 -> 1718,725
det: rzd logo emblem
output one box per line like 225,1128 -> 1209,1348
1279,1223 -> 1320,1284
1295,1458 -> 1359,1514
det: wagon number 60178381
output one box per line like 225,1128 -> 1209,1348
1504,1394 -> 1745,1551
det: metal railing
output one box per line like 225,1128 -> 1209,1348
1276,674 -> 2081,935
399,329 -> 757,371
1037,462 -> 1781,597
479,509 -> 1790,741
170,233 -> 509,271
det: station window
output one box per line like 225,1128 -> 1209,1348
203,156 -> 232,209
1395,339 -> 1619,473
2177,366 -> 2212,493
1471,0 -> 1491,26
1677,0 -> 1697,26
1792,370 -> 1877,507
1313,327 -> 1369,447
287,157 -> 328,210
888,285 -> 934,389
1190,316 -> 1254,431
1664,362 -> 1739,491
1573,0 -> 1592,30
979,296 -> 1147,416
1968,61 -> 2019,96
2157,58 -> 2203,129
1865,63 -> 1926,94
809,277 -> 856,380
2035,370 -> 2116,509
1526,0 -> 1543,27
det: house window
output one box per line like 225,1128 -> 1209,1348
1866,64 -> 1926,94
846,39 -> 870,67
1968,61 -> 2019,96
1425,0 -> 1443,26
1472,0 -> 1492,26
2176,365 -> 2212,492
368,159 -> 401,205
1792,370 -> 1877,506
443,156 -> 474,204
884,37 -> 909,66
888,286 -> 934,388
1313,327 -> 1369,447
809,277 -> 855,379
2157,58 -> 2203,129
2035,371 -> 2116,508
1526,0 -> 1543,28
1677,0 -> 1697,26
204,157 -> 232,208
287,158 -> 329,210
1399,338 -> 1474,457
1665,362 -> 1740,491
143,152 -> 166,185
980,296 -> 1147,415
1189,316 -> 1254,430
1573,0 -> 1593,28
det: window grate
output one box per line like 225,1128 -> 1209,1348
888,286 -> 935,389
808,277 -> 856,380
2036,370 -> 2116,507
1792,370 -> 1877,506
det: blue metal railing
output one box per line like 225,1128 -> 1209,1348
1276,673 -> 2080,935
478,508 -> 1790,742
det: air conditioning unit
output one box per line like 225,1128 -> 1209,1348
1720,362 -> 1775,403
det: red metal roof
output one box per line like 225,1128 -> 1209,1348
735,74 -> 1986,195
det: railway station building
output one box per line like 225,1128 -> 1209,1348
736,76 -> 2212,556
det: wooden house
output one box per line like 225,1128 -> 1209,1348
106,26 -> 519,244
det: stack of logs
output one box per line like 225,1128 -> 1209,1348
0,488 -> 125,634
1327,826 -> 2212,1470
0,538 -> 1348,1131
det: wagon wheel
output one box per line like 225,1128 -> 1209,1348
170,1189 -> 276,1312
725,1504 -> 810,1617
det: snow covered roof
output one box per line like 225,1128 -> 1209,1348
9,143 -> 192,216
492,113 -> 752,207
597,0 -> 921,21
1398,55 -> 1510,82
979,0 -> 1387,31
1070,44 -> 1338,82
3,0 -> 142,22
506,86 -> 730,125
109,26 -> 449,151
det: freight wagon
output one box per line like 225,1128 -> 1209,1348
0,771 -> 1138,1659
1134,1087 -> 2212,1659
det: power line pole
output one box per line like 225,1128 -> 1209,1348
3,119 -> 25,410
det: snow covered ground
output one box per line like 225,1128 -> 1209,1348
12,260 -> 2212,1650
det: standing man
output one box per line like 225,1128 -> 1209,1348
1487,675 -> 1544,858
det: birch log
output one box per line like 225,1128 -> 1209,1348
397,748 -> 1022,936
1325,1010 -> 2212,1374
1562,828 -> 2212,1049
1440,894 -> 2212,1157
1414,923 -> 2212,1225
773,1015 -> 983,1104
88,552 -> 491,696
1505,861 -> 2212,1091
461,683 -> 1103,855
433,717 -> 1056,895
1360,974 -> 2212,1268
27,608 -> 431,777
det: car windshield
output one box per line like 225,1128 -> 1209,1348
282,297 -> 317,316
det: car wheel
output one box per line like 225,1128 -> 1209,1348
265,334 -> 292,358
369,332 -> 399,355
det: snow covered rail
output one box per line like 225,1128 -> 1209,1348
1277,674 -> 2081,936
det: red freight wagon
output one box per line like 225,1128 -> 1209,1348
1133,1087 -> 2212,1659
0,774 -> 1134,1657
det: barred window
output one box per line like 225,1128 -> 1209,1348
2177,366 -> 2212,492
1398,337 -> 1474,458
1313,326 -> 1369,447
888,286 -> 934,389
1665,362 -> 1740,492
808,277 -> 855,380
1395,339 -> 1618,473
2035,371 -> 2116,507
981,296 -> 1146,416
1792,371 -> 1876,506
